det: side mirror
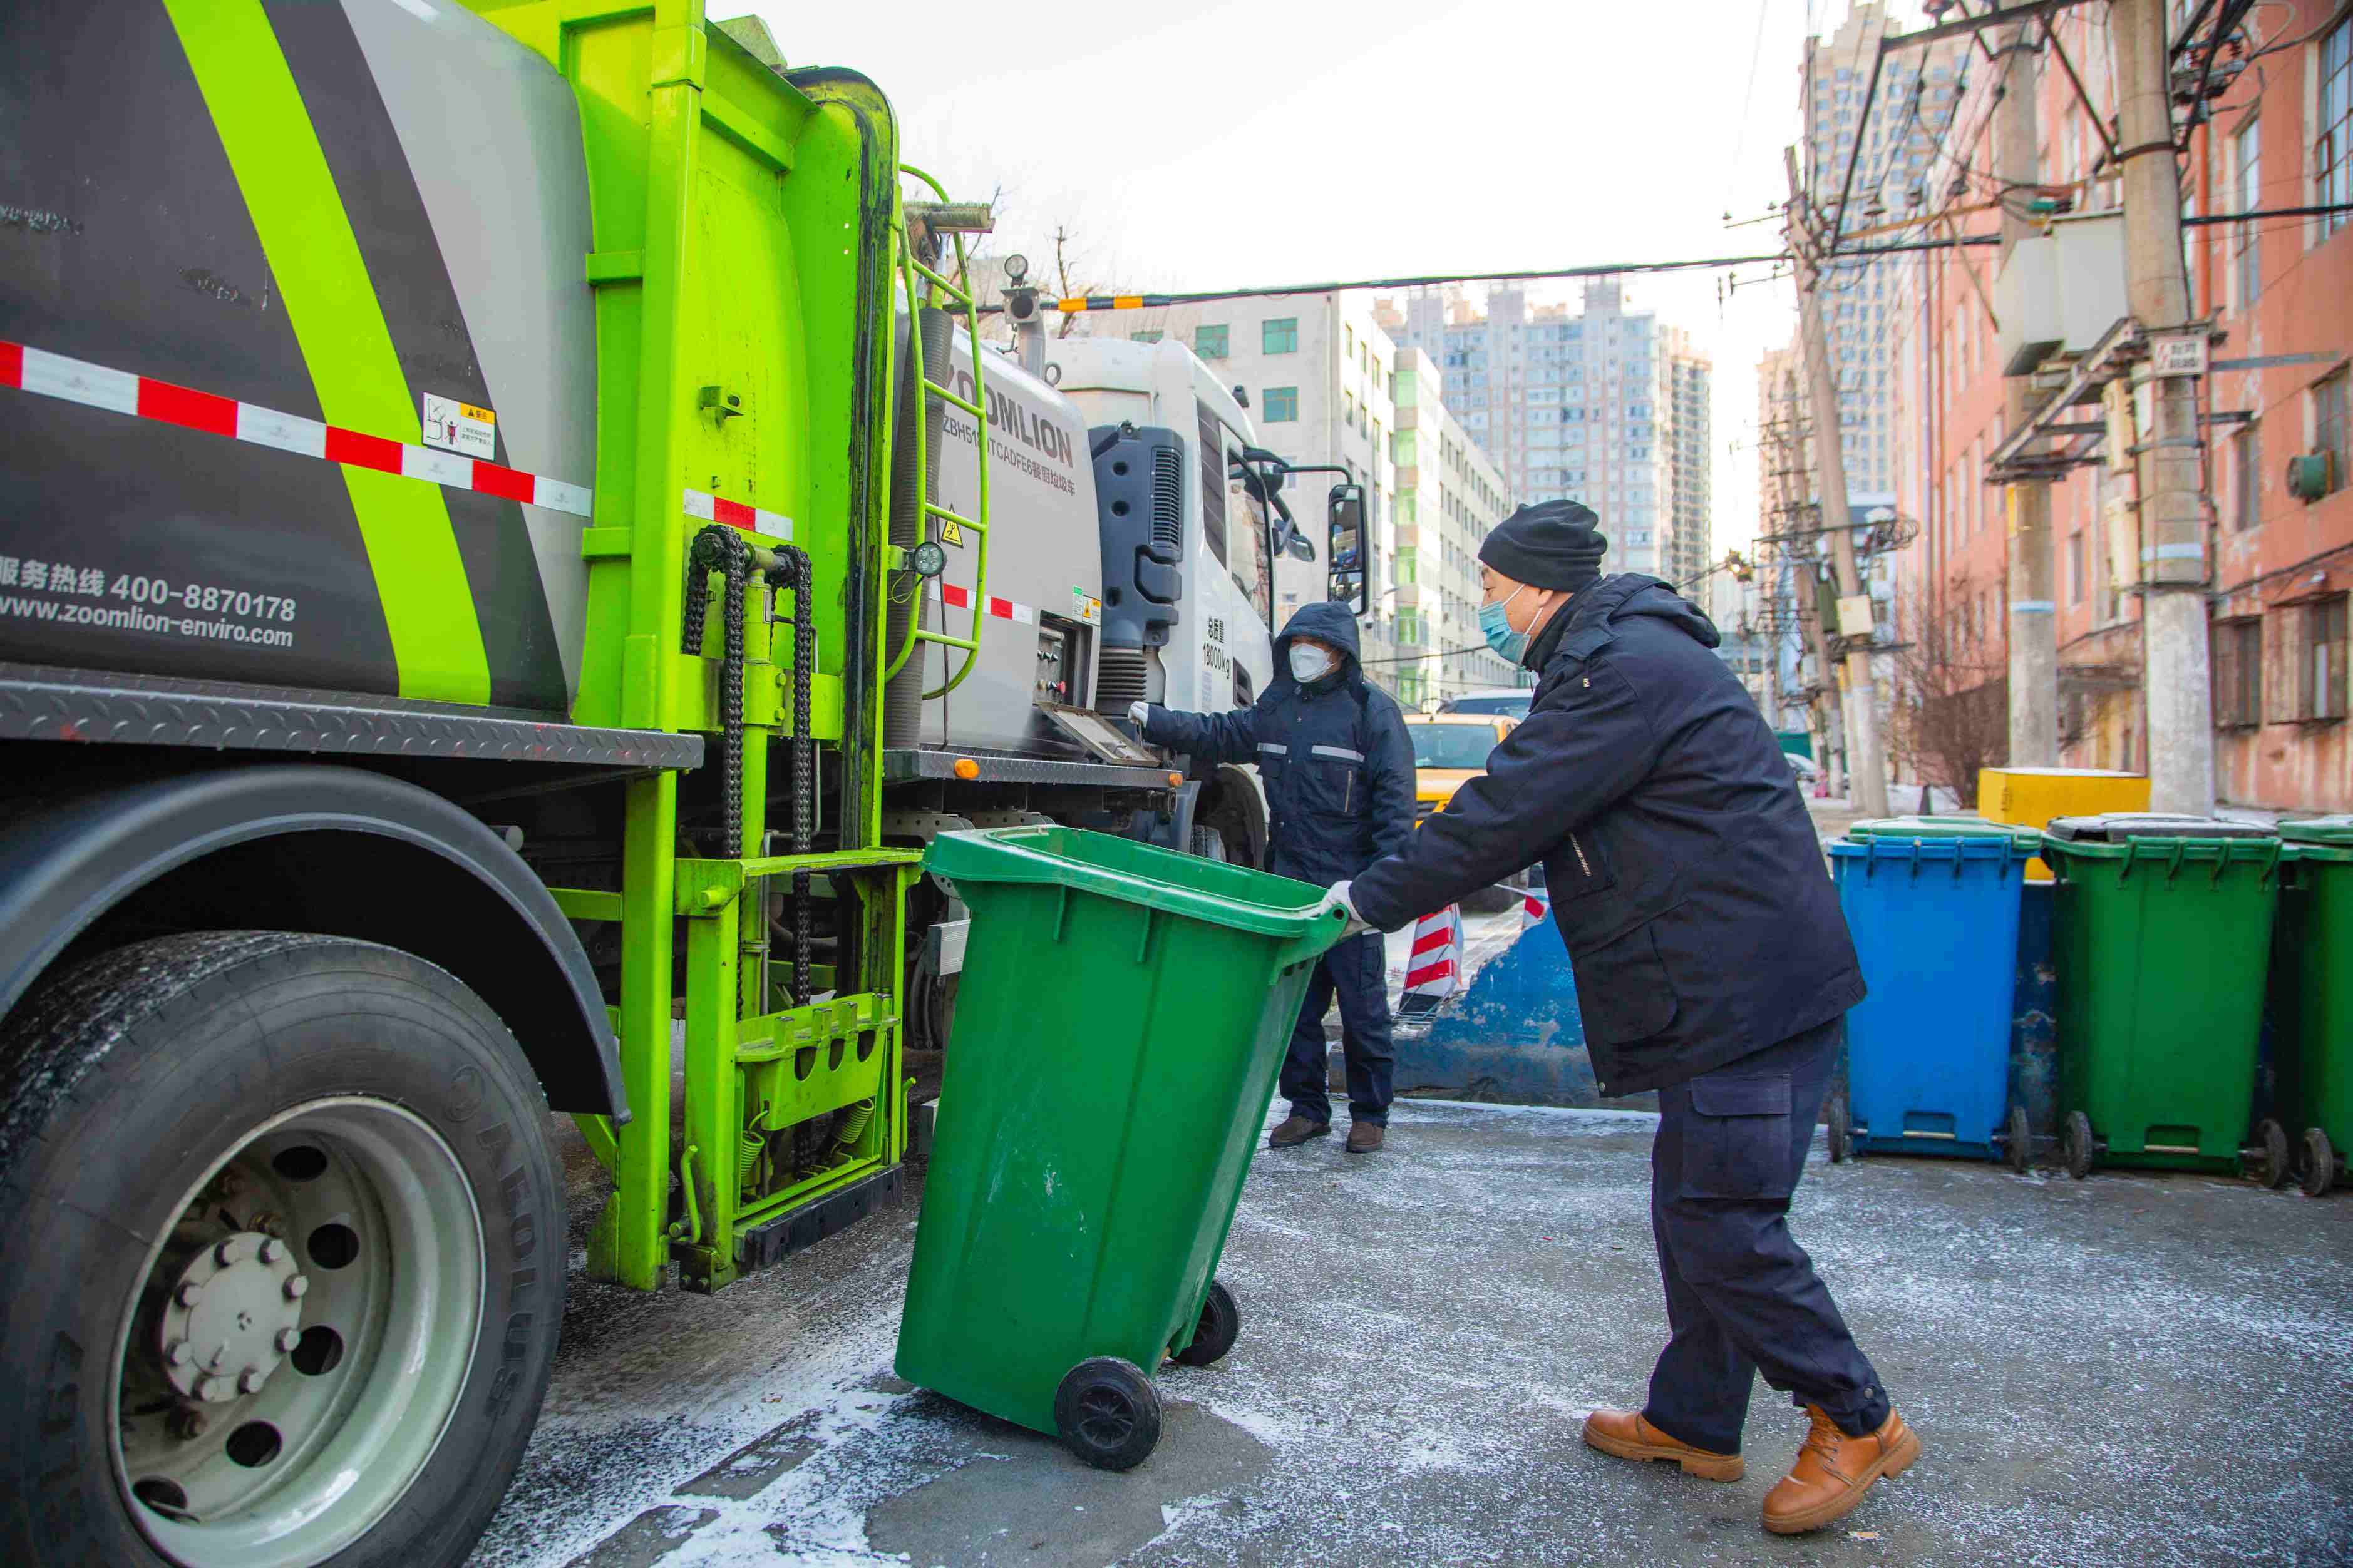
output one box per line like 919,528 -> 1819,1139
1285,524 -> 1317,563
1327,484 -> 1369,617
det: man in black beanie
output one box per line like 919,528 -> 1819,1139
1334,500 -> 1917,1537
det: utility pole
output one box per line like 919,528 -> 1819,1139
2114,0 -> 2214,814
1996,22 -> 2059,767
1786,148 -> 1891,818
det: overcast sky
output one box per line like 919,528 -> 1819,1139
749,1 -> 1922,551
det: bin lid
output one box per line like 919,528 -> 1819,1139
1846,816 -> 2037,844
2044,812 -> 2277,843
2278,815 -> 2353,847
924,824 -> 1354,944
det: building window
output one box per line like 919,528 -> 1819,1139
2213,616 -> 2264,729
2317,370 -> 2350,493
2303,595 -> 2350,721
2067,530 -> 2086,604
1195,324 -> 1229,360
1262,318 -> 1299,355
2319,17 -> 2351,241
2233,423 -> 2262,530
2233,117 -> 2262,310
1130,331 -> 1163,344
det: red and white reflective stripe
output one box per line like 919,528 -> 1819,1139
927,579 -> 1036,625
1,339 -> 594,518
683,488 -> 792,539
1403,904 -> 1462,997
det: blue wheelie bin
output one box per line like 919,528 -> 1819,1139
1829,817 -> 2042,1169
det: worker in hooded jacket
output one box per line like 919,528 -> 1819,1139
1130,599 -> 1415,1154
1335,500 -> 1917,1538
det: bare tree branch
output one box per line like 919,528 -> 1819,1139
1888,571 -> 2008,807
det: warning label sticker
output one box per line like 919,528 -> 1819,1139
1071,587 -> 1101,627
423,393 -> 497,460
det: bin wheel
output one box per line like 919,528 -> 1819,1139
2063,1111 -> 2097,1180
2005,1105 -> 2032,1175
1053,1358 -> 1161,1471
1174,1281 -> 1239,1368
2255,1119 -> 2294,1189
1826,1093 -> 1853,1164
2303,1129 -> 2338,1199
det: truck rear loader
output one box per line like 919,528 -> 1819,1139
0,3 -> 1321,1562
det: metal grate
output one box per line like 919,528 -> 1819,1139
1150,446 -> 1182,554
1096,647 -> 1151,711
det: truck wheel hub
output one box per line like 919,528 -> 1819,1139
158,1230 -> 305,1401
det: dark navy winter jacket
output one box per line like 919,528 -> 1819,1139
1141,600 -> 1416,886
1349,575 -> 1866,1097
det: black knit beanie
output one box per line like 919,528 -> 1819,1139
1478,500 -> 1608,592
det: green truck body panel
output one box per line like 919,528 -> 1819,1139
3,0 -> 940,1293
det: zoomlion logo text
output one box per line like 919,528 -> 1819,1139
949,369 -> 1076,469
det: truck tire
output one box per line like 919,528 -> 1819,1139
0,932 -> 564,1568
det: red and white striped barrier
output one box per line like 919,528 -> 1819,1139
1520,887 -> 1551,928
1399,904 -> 1463,1015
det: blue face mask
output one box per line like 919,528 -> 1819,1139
1480,586 -> 1531,664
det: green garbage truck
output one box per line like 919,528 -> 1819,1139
0,3 -> 1336,1561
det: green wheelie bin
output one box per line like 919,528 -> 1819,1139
895,826 -> 1352,1470
2044,814 -> 2284,1178
2267,817 -> 2353,1196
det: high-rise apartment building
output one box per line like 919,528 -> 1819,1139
1803,3 -> 1963,498
1383,280 -> 1712,586
1390,348 -> 1516,705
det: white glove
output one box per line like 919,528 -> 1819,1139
1128,700 -> 1150,729
1326,880 -> 1370,934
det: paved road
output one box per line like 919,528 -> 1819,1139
473,1098 -> 2353,1568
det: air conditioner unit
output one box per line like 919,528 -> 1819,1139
2287,452 -> 2337,503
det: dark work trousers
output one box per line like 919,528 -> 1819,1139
1642,1016 -> 1890,1455
1279,931 -> 1395,1127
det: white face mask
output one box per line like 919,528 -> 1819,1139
1289,643 -> 1336,684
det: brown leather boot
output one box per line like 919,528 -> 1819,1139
1580,1409 -> 1744,1482
1761,1405 -> 1919,1535
1346,1122 -> 1385,1154
1268,1115 -> 1329,1148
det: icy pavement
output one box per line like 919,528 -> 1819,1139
473,1099 -> 2353,1567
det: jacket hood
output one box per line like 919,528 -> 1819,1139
1529,573 -> 1721,669
1272,600 -> 1364,686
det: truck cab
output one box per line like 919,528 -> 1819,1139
1048,337 -> 1290,868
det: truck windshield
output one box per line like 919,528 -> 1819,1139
1409,725 -> 1500,769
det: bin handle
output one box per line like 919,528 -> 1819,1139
1317,887 -> 1373,940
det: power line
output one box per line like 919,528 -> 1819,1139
982,235 -> 2007,320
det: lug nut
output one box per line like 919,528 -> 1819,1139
165,1340 -> 193,1367
284,1275 -> 309,1300
275,1327 -> 302,1354
167,1407 -> 207,1442
197,1375 -> 232,1402
175,1280 -> 204,1308
238,1369 -> 267,1395
215,1238 -> 244,1267
258,1238 -> 285,1265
